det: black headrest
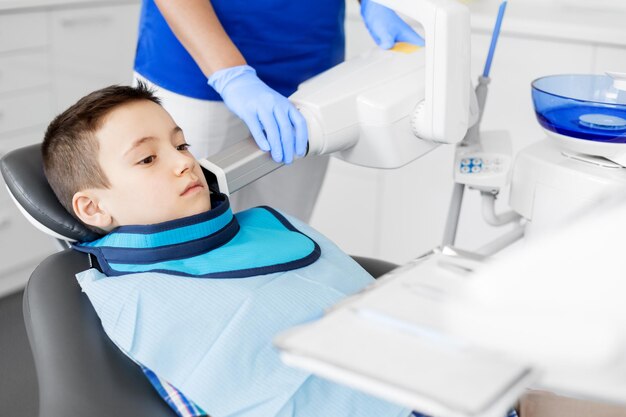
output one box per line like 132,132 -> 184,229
1,143 -> 223,243
0,144 -> 101,242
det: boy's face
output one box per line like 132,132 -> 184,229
75,100 -> 212,230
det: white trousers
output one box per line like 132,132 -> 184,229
134,73 -> 329,222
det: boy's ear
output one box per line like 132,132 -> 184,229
72,191 -> 113,230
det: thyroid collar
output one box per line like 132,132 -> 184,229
73,193 -> 321,278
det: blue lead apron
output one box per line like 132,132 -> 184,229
74,193 -> 321,278
134,0 -> 346,100
73,194 -> 411,417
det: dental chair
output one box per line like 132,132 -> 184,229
0,143 -> 398,417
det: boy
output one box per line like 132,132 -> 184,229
42,84 -> 418,417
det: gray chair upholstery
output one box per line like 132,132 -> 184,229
1,143 -> 101,242
351,255 -> 397,278
23,249 -> 177,417
2,143 -> 398,417
23,251 -> 395,417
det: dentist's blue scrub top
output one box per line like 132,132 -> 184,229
134,0 -> 346,101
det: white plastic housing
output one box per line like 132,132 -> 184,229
509,139 -> 626,232
606,71 -> 626,91
291,47 -> 437,168
377,0 -> 471,144
454,130 -> 513,192
290,0 -> 471,169
546,128 -> 626,167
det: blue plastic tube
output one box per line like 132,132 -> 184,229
483,0 -> 508,78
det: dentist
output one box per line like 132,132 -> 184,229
133,0 -> 424,220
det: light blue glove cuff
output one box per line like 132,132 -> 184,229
206,64 -> 308,164
207,65 -> 257,95
360,0 -> 425,49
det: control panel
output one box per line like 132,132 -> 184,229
454,130 -> 512,192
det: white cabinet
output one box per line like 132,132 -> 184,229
310,159 -> 382,257
0,198 -> 53,290
0,131 -> 55,297
0,90 -> 53,134
594,46 -> 626,74
0,12 -> 48,52
344,2 -> 376,60
0,1 -> 140,295
0,52 -> 50,94
0,10 -> 55,294
50,4 -> 140,111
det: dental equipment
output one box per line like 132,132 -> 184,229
509,72 -> 626,236
275,248 -> 538,417
272,5 -> 540,417
446,194 -> 626,407
292,0 -> 472,168
444,34 -> 626,410
232,1 -> 626,414
532,73 -> 626,166
441,0 -> 521,251
202,0 -> 472,195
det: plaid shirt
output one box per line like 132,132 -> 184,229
141,366 -> 519,417
141,366 -> 208,417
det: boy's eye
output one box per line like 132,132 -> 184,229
177,143 -> 191,151
138,155 -> 156,165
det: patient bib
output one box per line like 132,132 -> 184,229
74,196 -> 410,417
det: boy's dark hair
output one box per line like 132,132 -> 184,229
42,83 -> 161,227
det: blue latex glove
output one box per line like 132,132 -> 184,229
361,0 -> 425,49
208,65 -> 307,164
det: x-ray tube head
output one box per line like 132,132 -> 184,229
291,0 -> 471,168
377,0 -> 471,144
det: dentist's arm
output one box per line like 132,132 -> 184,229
153,0 -> 308,164
153,0 -> 244,74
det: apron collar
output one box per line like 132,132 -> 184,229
73,194 -> 321,278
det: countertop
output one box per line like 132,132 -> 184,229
347,0 -> 626,48
0,0 -> 137,12
468,0 -> 626,47
3,0 -> 625,45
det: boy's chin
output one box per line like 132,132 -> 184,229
181,197 -> 213,217
115,195 -> 214,227
140,207 -> 212,226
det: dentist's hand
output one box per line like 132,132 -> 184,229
360,0 -> 425,49
208,65 -> 308,164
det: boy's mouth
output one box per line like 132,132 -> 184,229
180,180 -> 203,196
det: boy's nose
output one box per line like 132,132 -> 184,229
174,152 -> 196,176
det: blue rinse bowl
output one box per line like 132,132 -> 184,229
532,74 -> 626,143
